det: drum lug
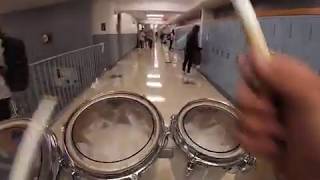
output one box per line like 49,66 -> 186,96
170,114 -> 176,121
129,173 -> 139,180
159,127 -> 174,159
186,158 -> 197,177
165,126 -> 171,136
58,158 -> 67,168
71,169 -> 80,180
237,154 -> 256,173
169,114 -> 177,136
170,115 -> 177,129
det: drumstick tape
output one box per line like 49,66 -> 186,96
9,97 -> 56,180
231,0 -> 271,60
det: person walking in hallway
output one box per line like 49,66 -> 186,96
146,29 -> 154,49
0,37 -> 11,121
155,31 -> 159,42
138,28 -> 146,49
169,29 -> 175,51
183,25 -> 201,81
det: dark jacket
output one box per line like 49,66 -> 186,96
1,36 -> 29,92
185,32 -> 201,65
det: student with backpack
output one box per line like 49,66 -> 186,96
0,29 -> 29,121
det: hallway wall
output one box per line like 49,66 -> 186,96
0,0 -> 138,66
0,0 -> 93,63
201,8 -> 320,101
91,0 -> 138,67
93,34 -> 137,67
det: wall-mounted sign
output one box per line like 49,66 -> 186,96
101,23 -> 106,31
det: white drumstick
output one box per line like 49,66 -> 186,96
9,97 -> 56,180
231,0 -> 271,60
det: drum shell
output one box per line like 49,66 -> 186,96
169,99 -> 256,175
171,149 -> 278,180
170,145 -> 232,180
0,118 -> 59,180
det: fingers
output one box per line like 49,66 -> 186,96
237,82 -> 286,158
237,82 -> 275,115
239,109 -> 286,139
237,82 -> 286,138
237,131 -> 281,159
248,52 -> 320,100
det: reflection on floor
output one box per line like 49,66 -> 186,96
52,44 -> 276,180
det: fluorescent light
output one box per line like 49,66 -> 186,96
147,17 -> 163,21
147,14 -> 164,18
146,96 -> 166,102
154,47 -> 159,68
146,82 -> 162,88
147,74 -> 161,79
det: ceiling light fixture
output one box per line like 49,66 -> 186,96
147,17 -> 163,21
147,14 -> 164,18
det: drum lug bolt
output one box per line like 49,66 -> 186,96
59,158 -> 66,167
59,154 -> 70,168
186,158 -> 197,177
71,169 -> 80,179
239,154 -> 256,173
130,173 -> 139,180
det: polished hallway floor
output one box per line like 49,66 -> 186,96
52,44 -> 276,180
93,44 -> 228,125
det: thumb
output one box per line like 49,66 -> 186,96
250,53 -> 320,101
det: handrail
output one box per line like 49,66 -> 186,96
29,43 -> 104,66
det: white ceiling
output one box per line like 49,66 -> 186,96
0,0 -> 200,14
0,0 -> 224,25
117,0 -> 200,24
0,0 -> 69,14
116,0 -> 200,12
123,10 -> 181,24
0,0 -> 228,15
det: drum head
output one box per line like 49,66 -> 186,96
183,105 -> 238,153
0,119 -> 45,180
174,99 -> 245,166
65,92 -> 164,177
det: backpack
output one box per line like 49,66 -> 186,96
2,36 -> 29,92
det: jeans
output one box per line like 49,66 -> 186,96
183,53 -> 193,73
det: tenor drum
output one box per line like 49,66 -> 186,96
170,99 -> 255,179
63,92 -> 167,179
0,118 -> 59,180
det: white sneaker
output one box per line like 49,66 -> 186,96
183,74 -> 190,83
183,76 -> 188,83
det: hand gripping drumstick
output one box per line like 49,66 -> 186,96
231,0 -> 287,161
9,97 -> 56,180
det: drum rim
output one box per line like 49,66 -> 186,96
71,96 -> 156,164
64,91 -> 165,177
0,118 -> 58,180
0,118 -> 30,130
171,99 -> 246,167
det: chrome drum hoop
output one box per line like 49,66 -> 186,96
0,118 -> 59,180
64,91 -> 167,179
171,99 -> 254,169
